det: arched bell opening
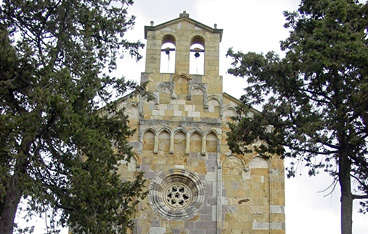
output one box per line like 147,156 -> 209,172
189,35 -> 205,75
160,34 -> 176,73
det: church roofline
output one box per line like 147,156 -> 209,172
223,92 -> 261,114
144,11 -> 223,41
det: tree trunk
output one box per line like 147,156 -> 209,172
0,176 -> 23,234
340,188 -> 353,234
339,153 -> 353,234
0,150 -> 28,234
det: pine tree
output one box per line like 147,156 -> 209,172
0,1 -> 146,233
227,1 -> 368,233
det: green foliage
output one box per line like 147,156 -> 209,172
0,0 -> 146,233
227,0 -> 368,222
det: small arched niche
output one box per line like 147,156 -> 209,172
206,132 -> 218,153
222,156 -> 245,176
208,98 -> 220,113
192,88 -> 204,105
174,130 -> 186,154
160,34 -> 176,73
222,107 -> 237,121
143,129 -> 155,151
189,36 -> 205,75
117,156 -> 137,175
158,129 -> 170,152
190,131 -> 202,153
249,157 -> 269,169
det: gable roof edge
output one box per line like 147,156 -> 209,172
223,92 -> 261,114
144,13 -> 223,41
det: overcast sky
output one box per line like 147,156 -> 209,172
23,0 -> 367,233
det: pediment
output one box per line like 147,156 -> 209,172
144,11 -> 223,41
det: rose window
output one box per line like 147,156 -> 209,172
164,183 -> 192,208
149,169 -> 204,220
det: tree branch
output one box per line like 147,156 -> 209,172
352,194 -> 368,199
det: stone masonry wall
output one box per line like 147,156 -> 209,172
113,12 -> 285,234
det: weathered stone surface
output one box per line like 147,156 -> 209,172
150,227 -> 166,234
113,11 -> 285,234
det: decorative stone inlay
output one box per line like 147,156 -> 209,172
149,169 -> 204,220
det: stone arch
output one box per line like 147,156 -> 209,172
173,73 -> 191,95
221,155 -> 247,208
144,93 -> 159,109
173,129 -> 186,154
221,154 -> 247,170
190,130 -> 203,153
190,35 -> 205,75
158,127 -> 171,152
132,152 -> 141,167
208,97 -> 220,113
249,156 -> 269,169
191,35 -> 205,47
188,83 -> 208,108
160,34 -> 176,73
162,34 -> 176,45
124,155 -> 137,171
190,128 -> 205,136
157,82 -> 174,94
142,128 -> 156,151
192,88 -> 204,95
117,153 -> 140,180
248,156 -> 270,219
206,131 -> 218,153
192,88 -> 204,108
222,155 -> 246,173
208,95 -> 220,104
190,83 -> 206,95
173,127 -> 188,135
157,82 -> 175,103
222,106 -> 237,120
158,127 -> 172,136
205,129 -> 220,138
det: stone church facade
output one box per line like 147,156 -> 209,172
115,12 -> 285,234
